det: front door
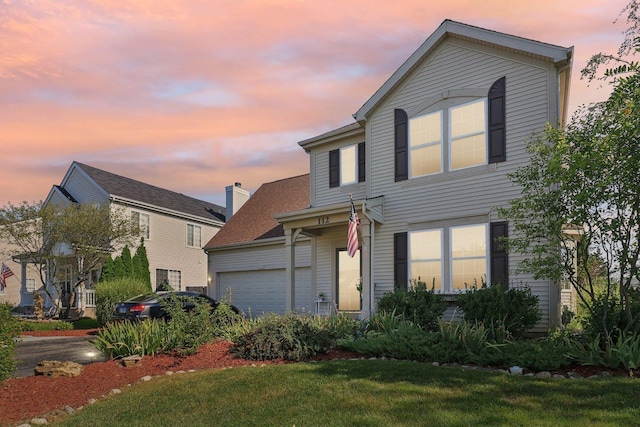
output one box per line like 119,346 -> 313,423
337,248 -> 361,312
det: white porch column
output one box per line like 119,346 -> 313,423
360,217 -> 372,319
19,260 -> 28,306
284,228 -> 301,312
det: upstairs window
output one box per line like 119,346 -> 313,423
131,211 -> 150,239
186,224 -> 202,248
329,142 -> 365,188
395,77 -> 506,181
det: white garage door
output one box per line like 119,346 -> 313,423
219,268 -> 312,316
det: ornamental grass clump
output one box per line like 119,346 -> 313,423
92,319 -> 165,358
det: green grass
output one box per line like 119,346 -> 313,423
71,317 -> 101,329
58,360 -> 640,426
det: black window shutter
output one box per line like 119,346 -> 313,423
358,142 -> 365,183
488,77 -> 506,163
394,232 -> 408,290
329,149 -> 339,188
490,221 -> 509,286
394,109 -> 408,182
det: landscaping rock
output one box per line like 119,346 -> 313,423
535,371 -> 552,378
34,361 -> 84,377
121,355 -> 143,367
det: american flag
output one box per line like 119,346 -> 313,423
1,263 -> 15,291
347,197 -> 360,258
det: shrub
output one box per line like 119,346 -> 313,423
92,319 -> 166,358
456,283 -> 540,338
231,313 -> 333,361
19,319 -> 73,331
567,330 -> 640,373
377,280 -> 447,331
339,321 -> 438,362
0,303 -> 21,381
162,295 -> 243,355
94,278 -> 151,325
578,290 -> 640,343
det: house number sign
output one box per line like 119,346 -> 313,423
318,216 -> 330,225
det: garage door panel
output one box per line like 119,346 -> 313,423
219,268 -> 311,316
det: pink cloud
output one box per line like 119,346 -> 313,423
0,0 -> 631,206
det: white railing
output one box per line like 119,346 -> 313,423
83,289 -> 96,308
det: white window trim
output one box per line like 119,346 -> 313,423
447,99 -> 488,172
339,145 -> 358,186
408,96 -> 487,179
186,223 -> 202,248
409,222 -> 489,294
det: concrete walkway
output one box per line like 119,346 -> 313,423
12,335 -> 109,378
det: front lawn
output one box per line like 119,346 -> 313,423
59,359 -> 640,426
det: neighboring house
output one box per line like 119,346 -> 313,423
207,20 -> 573,330
204,175 -> 312,316
0,244 -> 40,308
12,161 -> 229,315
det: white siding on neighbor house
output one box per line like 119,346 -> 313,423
0,242 -> 41,307
116,203 -> 219,291
208,239 -> 312,315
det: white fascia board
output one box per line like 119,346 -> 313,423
110,196 -> 225,227
204,235 -> 311,253
298,122 -> 364,151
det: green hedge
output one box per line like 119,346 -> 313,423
0,303 -> 22,381
94,278 -> 151,325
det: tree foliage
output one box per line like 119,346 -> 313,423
500,1 -> 640,340
0,201 -> 137,317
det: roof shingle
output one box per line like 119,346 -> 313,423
204,174 -> 309,249
74,162 -> 226,222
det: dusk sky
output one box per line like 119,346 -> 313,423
1,0 -> 630,208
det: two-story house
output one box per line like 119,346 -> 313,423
207,20 -> 573,329
12,161 -> 230,315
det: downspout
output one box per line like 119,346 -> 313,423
361,201 -> 375,317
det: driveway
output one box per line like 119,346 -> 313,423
12,335 -> 109,378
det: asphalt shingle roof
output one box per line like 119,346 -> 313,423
74,162 -> 226,222
204,174 -> 309,249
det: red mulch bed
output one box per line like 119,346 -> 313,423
1,330 -> 357,426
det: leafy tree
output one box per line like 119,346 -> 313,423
100,256 -> 116,282
0,201 -> 136,318
499,1 -> 640,339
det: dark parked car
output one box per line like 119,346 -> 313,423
111,291 -> 240,321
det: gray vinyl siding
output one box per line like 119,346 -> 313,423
361,38 -> 559,329
311,141 -> 367,208
63,168 -> 109,204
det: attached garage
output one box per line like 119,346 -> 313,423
218,267 -> 312,316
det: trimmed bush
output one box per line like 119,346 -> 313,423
456,283 -> 540,338
231,313 -> 334,361
94,278 -> 151,325
0,303 -> 22,381
376,281 -> 447,331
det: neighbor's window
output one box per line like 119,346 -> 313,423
131,211 -> 150,239
186,224 -> 202,248
156,268 -> 182,291
340,145 -> 357,185
410,223 -> 487,292
408,99 -> 486,178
